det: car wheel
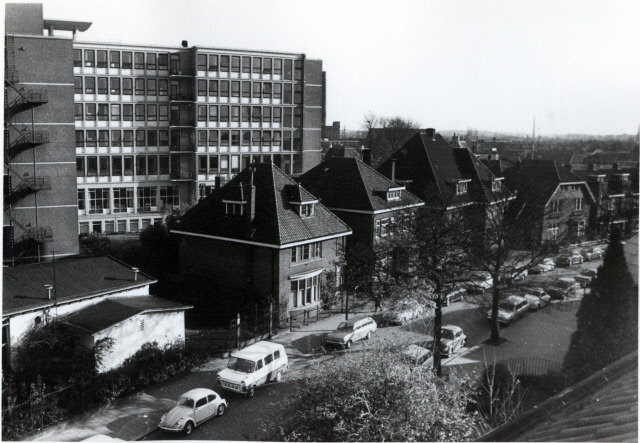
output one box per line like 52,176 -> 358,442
183,421 -> 194,435
217,404 -> 226,416
346,340 -> 352,349
247,386 -> 255,398
366,332 -> 372,340
275,370 -> 282,382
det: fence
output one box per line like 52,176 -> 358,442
502,357 -> 562,377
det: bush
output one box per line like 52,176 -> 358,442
473,363 -> 527,430
79,233 -> 111,256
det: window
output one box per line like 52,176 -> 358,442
97,50 -> 107,68
110,51 -> 120,68
198,155 -> 208,174
273,131 -> 281,146
146,53 -> 157,70
77,189 -> 85,209
225,202 -> 245,216
231,81 -> 240,97
262,130 -> 271,144
198,80 -> 207,96
252,130 -> 260,146
198,54 -> 207,71
148,155 -> 158,174
75,130 -> 84,147
198,105 -> 207,122
76,158 -> 85,176
283,108 -> 292,127
220,106 -> 229,122
300,203 -> 315,217
86,130 -> 97,147
85,77 -> 95,93
209,80 -> 218,97
158,53 -> 168,70
231,131 -> 240,146
242,130 -> 251,146
123,78 -> 133,95
111,130 -> 122,147
160,186 -> 180,207
209,130 -> 219,146
456,181 -> 468,195
294,59 -> 302,80
75,104 -> 83,121
159,105 -> 169,121
88,188 -> 109,213
113,188 -> 133,213
290,242 -> 322,263
135,105 -> 145,121
220,81 -> 229,97
209,105 -> 218,122
294,84 -> 302,104
110,77 -> 121,95
274,59 -> 282,75
274,83 -> 282,99
283,131 -> 292,150
252,106 -> 261,122
284,84 -> 292,104
549,223 -> 559,240
265,354 -> 273,364
242,56 -> 251,73
209,155 -> 219,173
97,77 -> 108,94
209,54 -> 218,71
575,198 -> 583,211
135,78 -> 145,95
124,156 -> 134,175
387,190 -> 401,201
84,50 -> 95,67
220,131 -> 229,146
123,130 -> 134,147
242,82 -> 250,98
577,220 -> 585,237
136,155 -> 147,175
263,83 -> 272,99
112,156 -> 122,175
87,156 -> 98,176
99,156 -> 109,176
74,77 -> 82,94
198,131 -> 207,147
253,82 -> 261,99
242,106 -> 250,122
492,180 -> 501,192
147,79 -> 156,96
293,107 -> 302,126
110,104 -> 121,121
160,155 -> 169,174
98,104 -> 108,121
123,104 -> 133,121
158,79 -> 168,96
252,57 -> 261,74
134,52 -> 144,69
231,106 -> 240,123
138,187 -> 157,211
231,56 -> 240,73
159,130 -> 169,146
220,155 -> 229,173
98,130 -> 109,147
73,49 -> 82,67
136,129 -> 146,146
551,200 -> 560,213
284,59 -> 292,80
263,58 -> 272,74
122,52 -> 133,69
290,275 -> 320,306
147,104 -> 157,121
220,55 -> 230,72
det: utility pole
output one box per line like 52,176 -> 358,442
531,117 -> 536,160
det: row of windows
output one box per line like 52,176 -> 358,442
79,218 -> 160,235
75,49 -> 302,80
197,154 -> 298,176
77,186 -> 179,213
76,154 -> 173,177
375,213 -> 415,238
291,242 -> 322,263
74,77 -> 299,103
550,198 -> 584,213
75,103 -> 300,126
75,129 -> 301,149
290,275 -> 320,308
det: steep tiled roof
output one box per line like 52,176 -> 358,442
504,160 -> 595,206
62,296 -> 192,334
481,352 -> 638,442
298,158 -> 424,212
3,256 -> 156,316
378,132 -> 507,208
481,159 -> 513,177
177,162 -> 351,246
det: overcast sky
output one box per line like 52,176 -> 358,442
15,0 -> 640,136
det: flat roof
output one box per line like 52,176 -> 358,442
3,256 -> 156,316
43,19 -> 92,32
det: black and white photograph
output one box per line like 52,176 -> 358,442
2,0 -> 638,441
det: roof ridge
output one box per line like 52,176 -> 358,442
419,133 -> 442,195
269,163 -> 284,245
354,158 -> 378,212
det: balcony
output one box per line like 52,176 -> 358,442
6,129 -> 50,158
170,171 -> 195,181
169,91 -> 194,102
6,89 -> 48,119
169,68 -> 192,77
5,176 -> 52,206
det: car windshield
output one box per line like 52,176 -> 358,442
441,329 -> 455,340
499,302 -> 516,311
177,397 -> 195,408
227,357 -> 255,373
337,322 -> 354,331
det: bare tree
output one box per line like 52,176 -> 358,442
362,114 -> 420,167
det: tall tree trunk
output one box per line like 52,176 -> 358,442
434,292 -> 443,376
490,285 -> 501,343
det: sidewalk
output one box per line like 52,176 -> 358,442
23,306 -> 375,442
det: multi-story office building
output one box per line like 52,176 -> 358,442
73,41 -> 324,234
5,4 -> 325,242
4,4 -> 89,263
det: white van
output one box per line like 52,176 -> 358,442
216,341 -> 288,398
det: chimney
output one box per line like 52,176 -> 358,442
391,159 -> 396,183
425,128 -> 436,140
132,267 -> 140,281
215,175 -> 224,190
181,40 -> 188,48
362,148 -> 372,166
613,162 -> 619,170
493,137 -> 497,143
248,167 -> 257,222
44,284 -> 53,300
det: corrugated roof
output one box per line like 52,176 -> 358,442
298,157 -> 424,212
3,256 -> 156,316
178,162 -> 351,245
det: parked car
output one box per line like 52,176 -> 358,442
523,293 -> 551,310
547,277 -> 580,299
499,269 -> 528,281
438,325 -> 466,357
582,247 -> 603,261
217,341 -> 288,397
443,285 -> 466,306
557,252 -> 583,266
574,274 -> 592,288
384,301 -> 427,325
521,286 -> 549,299
530,258 -> 556,274
542,258 -> 556,269
456,271 -> 493,293
325,316 -> 377,349
401,344 -> 434,368
581,268 -> 598,278
159,388 -> 227,435
486,295 -> 529,326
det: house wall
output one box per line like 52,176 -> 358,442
541,185 -> 592,243
93,310 -> 186,372
4,284 -> 150,368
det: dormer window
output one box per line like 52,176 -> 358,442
491,179 -> 502,192
377,186 -> 405,201
456,180 -> 470,196
223,200 -> 246,216
300,203 -> 315,218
